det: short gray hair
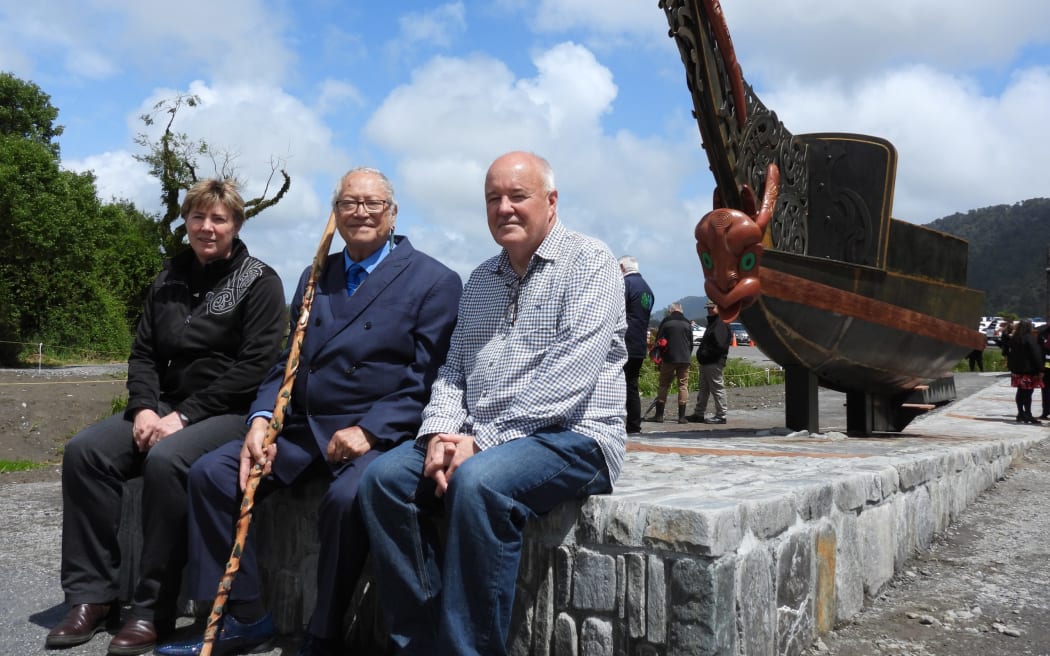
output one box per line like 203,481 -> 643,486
331,167 -> 396,207
619,255 -> 639,274
533,153 -> 556,192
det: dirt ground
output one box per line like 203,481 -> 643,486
0,365 -> 129,483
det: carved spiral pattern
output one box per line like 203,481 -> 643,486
661,0 -> 809,255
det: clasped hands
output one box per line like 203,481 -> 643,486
423,433 -> 478,497
132,408 -> 186,452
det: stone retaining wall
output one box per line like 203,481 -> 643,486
251,439 -> 1028,655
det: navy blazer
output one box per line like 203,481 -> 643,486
249,235 -> 461,480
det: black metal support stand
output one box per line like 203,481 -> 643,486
785,365 -> 819,433
846,391 -> 874,435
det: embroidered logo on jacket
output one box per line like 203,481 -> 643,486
207,258 -> 266,315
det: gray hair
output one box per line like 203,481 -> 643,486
532,153 -> 556,192
331,167 -> 396,207
668,302 -> 682,313
619,255 -> 640,274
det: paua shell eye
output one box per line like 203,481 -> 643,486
740,252 -> 756,272
701,252 -> 714,270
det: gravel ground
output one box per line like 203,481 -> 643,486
803,438 -> 1050,656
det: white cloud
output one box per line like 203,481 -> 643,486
762,64 -> 1050,222
717,1 -> 1050,87
316,79 -> 365,116
364,41 -> 707,299
399,2 -> 467,49
0,0 -> 292,85
531,0 -> 668,44
63,151 -> 155,209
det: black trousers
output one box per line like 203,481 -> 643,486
624,357 -> 644,431
60,407 -> 248,622
186,435 -> 379,641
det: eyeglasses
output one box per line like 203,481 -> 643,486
335,199 -> 390,214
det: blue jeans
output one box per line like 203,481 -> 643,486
358,429 -> 612,656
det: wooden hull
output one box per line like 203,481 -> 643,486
741,250 -> 985,395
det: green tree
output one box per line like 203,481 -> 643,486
0,72 -> 62,158
0,74 -> 162,365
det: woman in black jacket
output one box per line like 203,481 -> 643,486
1004,318 -> 1044,424
46,179 -> 286,655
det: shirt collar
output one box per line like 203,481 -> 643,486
344,239 -> 391,275
489,220 -> 565,278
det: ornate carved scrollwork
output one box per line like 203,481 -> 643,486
660,0 -> 809,255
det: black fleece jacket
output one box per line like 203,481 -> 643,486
124,239 -> 285,423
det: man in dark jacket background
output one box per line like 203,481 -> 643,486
619,256 -> 654,433
647,302 -> 693,423
689,301 -> 732,423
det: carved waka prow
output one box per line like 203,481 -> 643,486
660,0 -> 986,433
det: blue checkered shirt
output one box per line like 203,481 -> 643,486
418,221 -> 628,482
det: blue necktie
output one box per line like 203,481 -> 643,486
346,264 -> 366,296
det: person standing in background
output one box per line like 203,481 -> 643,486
688,301 -> 732,424
1037,322 -> 1050,420
647,302 -> 693,424
1004,318 -> 1043,424
619,256 -> 654,434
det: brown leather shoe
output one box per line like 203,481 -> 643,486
45,602 -> 118,648
108,618 -> 163,656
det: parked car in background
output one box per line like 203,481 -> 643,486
980,316 -> 1003,346
691,321 -> 706,346
729,322 -> 751,346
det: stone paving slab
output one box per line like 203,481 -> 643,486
608,375 -> 1047,557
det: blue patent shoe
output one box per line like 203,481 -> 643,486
154,614 -> 275,656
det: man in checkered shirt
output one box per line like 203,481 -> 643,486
359,151 -> 628,656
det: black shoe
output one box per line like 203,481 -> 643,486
108,618 -> 173,656
685,413 -> 705,423
45,602 -> 118,648
1039,414 -> 1049,420
626,427 -> 642,435
707,417 -> 727,424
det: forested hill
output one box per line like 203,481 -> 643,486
927,197 -> 1050,317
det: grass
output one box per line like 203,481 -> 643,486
639,348 -> 1003,399
951,348 -> 1006,373
111,394 -> 129,415
14,343 -> 127,368
0,460 -> 48,473
638,357 -> 785,397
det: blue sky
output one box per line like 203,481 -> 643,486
2,0 -> 1049,308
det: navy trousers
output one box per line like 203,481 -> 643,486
185,430 -> 379,640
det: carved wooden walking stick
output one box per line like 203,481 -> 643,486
199,211 -> 337,656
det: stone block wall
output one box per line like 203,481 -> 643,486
245,439 -> 1027,655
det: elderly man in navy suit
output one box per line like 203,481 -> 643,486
157,167 -> 461,656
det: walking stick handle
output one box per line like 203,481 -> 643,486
198,211 -> 338,656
